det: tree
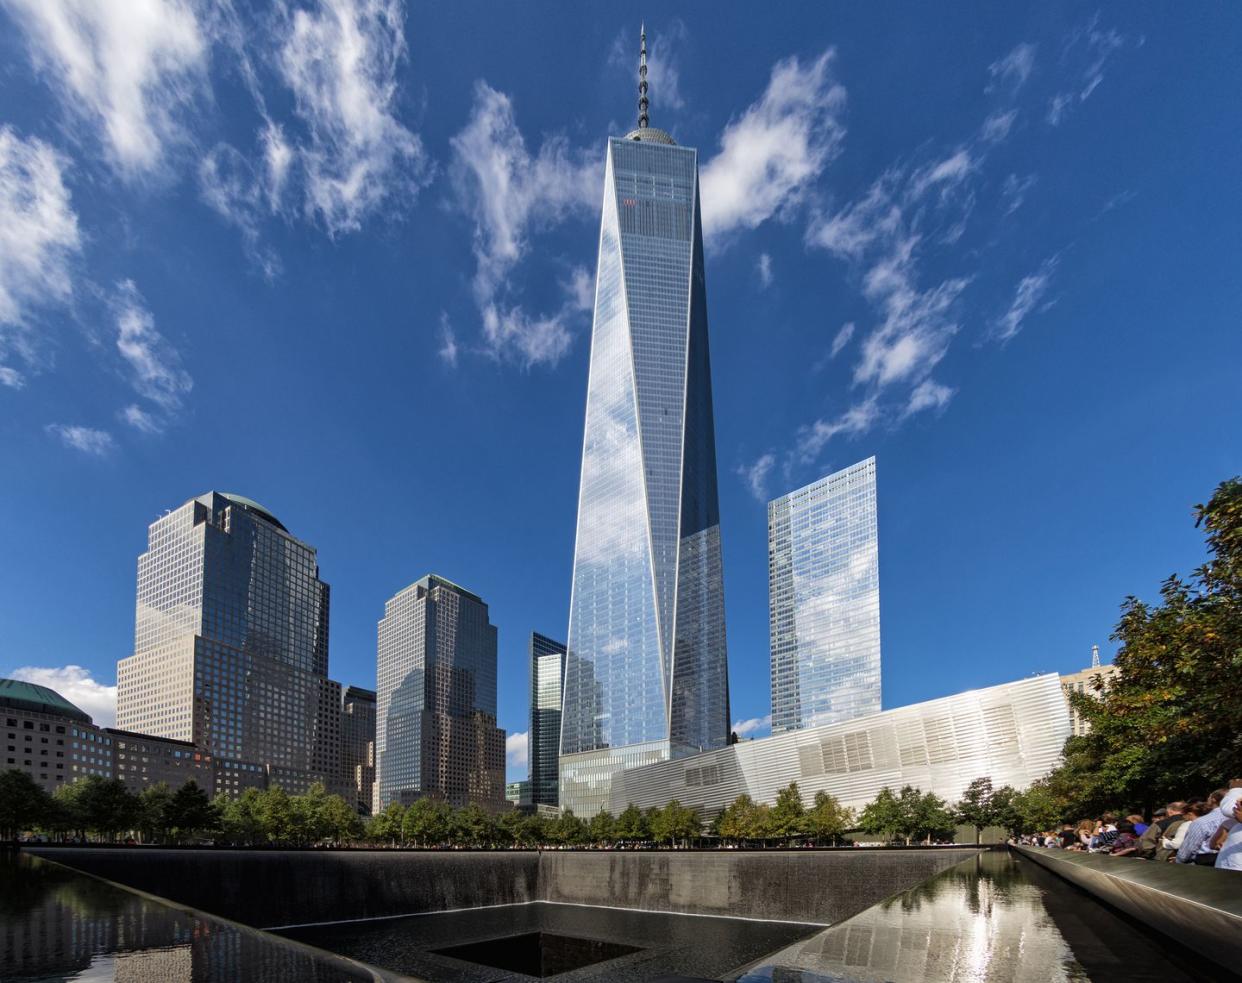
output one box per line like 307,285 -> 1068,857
716,794 -> 753,844
0,770 -> 50,840
496,808 -> 525,847
859,787 -> 904,843
137,783 -> 174,843
954,777 -> 996,845
988,785 -> 1022,838
367,802 -> 406,845
1046,477 -> 1242,814
54,777 -> 139,842
909,789 -> 955,844
256,786 -> 295,845
615,803 -> 650,842
518,813 -> 547,847
404,798 -> 451,847
166,780 -> 215,842
770,783 -> 807,839
650,800 -> 699,848
805,790 -> 852,845
587,809 -> 616,845
451,803 -> 496,847
216,788 -> 265,845
549,808 -> 586,846
1011,781 -> 1063,836
320,792 -> 363,844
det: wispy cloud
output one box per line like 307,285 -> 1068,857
7,665 -> 116,726
3,0 -> 208,176
437,313 -> 458,367
1048,17 -> 1129,126
797,398 -> 880,462
987,42 -> 1036,93
700,50 -> 846,243
505,730 -> 528,770
1001,173 -> 1037,216
904,378 -> 954,417
45,424 -> 115,456
737,452 -> 776,502
732,714 -> 772,738
756,253 -> 774,289
449,81 -> 599,368
0,127 -> 81,386
992,256 -> 1058,342
830,321 -> 856,359
197,143 -> 282,278
119,403 -> 163,434
980,110 -> 1018,144
111,280 -> 192,419
608,21 -> 687,116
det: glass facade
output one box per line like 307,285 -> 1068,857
769,457 -> 881,734
375,575 -> 506,811
561,128 -> 729,815
340,686 -> 376,815
116,492 -> 345,798
528,632 -> 565,808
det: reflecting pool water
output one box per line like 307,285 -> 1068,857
733,851 -> 1238,983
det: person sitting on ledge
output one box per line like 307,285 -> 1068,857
1127,813 -> 1149,837
1160,802 -> 1204,862
1210,793 -> 1242,870
1089,813 -> 1119,853
1106,820 -> 1141,857
1135,802 -> 1185,859
1178,788 -> 1235,865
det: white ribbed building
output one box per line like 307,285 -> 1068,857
609,673 -> 1070,817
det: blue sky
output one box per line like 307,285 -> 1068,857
1,2 -> 1238,782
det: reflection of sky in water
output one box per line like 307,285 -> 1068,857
736,852 -> 1214,983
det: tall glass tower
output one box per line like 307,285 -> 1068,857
769,457 -> 881,733
528,632 -> 565,808
560,28 -> 729,815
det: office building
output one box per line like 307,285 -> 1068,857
340,686 -> 376,815
116,492 -> 347,798
1061,646 -> 1119,737
529,632 -> 565,808
769,457 -> 881,733
506,780 -> 533,809
561,28 -> 730,816
375,575 -> 506,811
106,728 -> 213,794
610,673 -> 1071,818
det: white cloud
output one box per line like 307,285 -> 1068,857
980,110 -> 1017,143
993,257 -> 1057,342
564,266 -> 595,314
1046,92 -> 1074,126
797,398 -> 880,462
830,321 -> 855,359
987,42 -> 1036,93
3,0 -> 208,175
505,730 -> 528,770
449,81 -> 599,368
0,127 -> 81,383
904,378 -> 954,417
1001,173 -> 1036,215
120,403 -> 163,434
1047,18 -> 1128,127
910,149 -> 975,201
198,143 -> 282,278
756,252 -> 773,288
8,665 -> 117,726
45,424 -> 115,456
111,280 -> 192,413
732,714 -> 772,738
437,313 -> 458,367
737,452 -> 775,503
276,0 -> 429,235
700,50 -> 846,242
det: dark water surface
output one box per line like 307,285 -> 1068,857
733,850 -> 1239,983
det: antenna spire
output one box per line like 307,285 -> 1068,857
638,23 -> 649,129
1091,644 -> 1100,669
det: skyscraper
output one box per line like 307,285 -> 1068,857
340,686 -> 376,814
375,575 -> 506,811
116,492 -> 345,797
528,632 -> 565,808
560,28 -> 729,815
769,457 -> 881,734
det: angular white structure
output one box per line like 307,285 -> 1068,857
609,673 -> 1071,817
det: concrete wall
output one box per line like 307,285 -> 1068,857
31,847 -> 981,930
1016,847 -> 1242,975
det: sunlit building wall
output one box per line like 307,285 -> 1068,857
528,632 -> 565,808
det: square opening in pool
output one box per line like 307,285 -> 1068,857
432,930 -> 642,977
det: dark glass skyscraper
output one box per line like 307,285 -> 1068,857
375,575 -> 506,811
560,30 -> 729,815
528,632 -> 565,808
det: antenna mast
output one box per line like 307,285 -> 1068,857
638,23 -> 649,129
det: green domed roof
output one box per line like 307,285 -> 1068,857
0,678 -> 92,723
220,493 -> 287,532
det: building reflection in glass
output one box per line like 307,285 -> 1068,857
0,852 -> 375,982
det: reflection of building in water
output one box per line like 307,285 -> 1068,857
610,673 -> 1070,817
1060,646 -> 1119,737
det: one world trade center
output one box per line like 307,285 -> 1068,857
560,28 -> 730,815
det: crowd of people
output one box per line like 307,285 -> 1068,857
1014,782 -> 1242,870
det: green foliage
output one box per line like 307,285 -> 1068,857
861,785 -> 954,844
167,780 -> 214,842
805,790 -> 852,844
615,803 -> 650,841
1043,477 -> 1242,816
0,770 -> 51,839
53,777 -> 139,841
136,783 -> 174,843
858,787 -> 904,842
650,800 -> 699,847
587,809 -> 616,844
770,782 -> 806,838
451,802 -> 496,847
403,798 -> 452,846
549,808 -> 587,846
953,777 -> 997,844
367,802 -> 406,845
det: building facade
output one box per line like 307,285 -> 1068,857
340,686 -> 376,815
609,673 -> 1071,819
769,457 -> 881,733
375,575 -> 506,811
106,728 -> 213,794
115,492 -> 347,799
529,632 -> 565,808
505,780 -> 533,809
1061,648 -> 1118,737
561,31 -> 730,816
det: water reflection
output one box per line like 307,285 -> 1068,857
735,851 -> 1234,983
0,851 -> 379,982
